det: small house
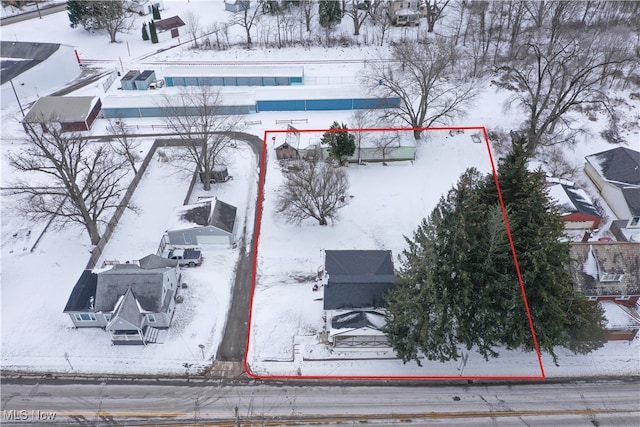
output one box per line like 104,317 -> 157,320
390,1 -> 421,26
275,125 -> 301,161
547,178 -> 602,230
585,147 -> 640,224
23,95 -> 102,132
166,198 -> 238,247
128,0 -> 164,15
134,70 -> 156,90
321,250 -> 396,347
154,15 -> 185,41
224,0 -> 250,13
63,254 -> 180,345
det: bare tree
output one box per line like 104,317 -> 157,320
158,86 -> 243,191
106,118 -> 141,174
422,0 -> 450,33
372,130 -> 401,166
371,2 -> 393,46
299,0 -> 315,32
8,119 -> 130,245
344,0 -> 369,36
184,10 -> 202,48
366,37 -> 476,139
231,2 -> 262,48
277,160 -> 350,226
496,37 -> 632,154
350,109 -> 375,164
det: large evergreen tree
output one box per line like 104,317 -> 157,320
385,136 -> 606,365
320,122 -> 355,165
318,0 -> 341,28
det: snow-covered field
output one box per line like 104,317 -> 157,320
1,1 -> 639,378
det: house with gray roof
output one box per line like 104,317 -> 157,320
585,147 -> 640,229
321,250 -> 396,347
547,178 -> 602,230
63,254 -> 180,345
569,242 -> 640,341
166,198 -> 237,247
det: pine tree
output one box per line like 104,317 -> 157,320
152,4 -> 161,20
320,121 -> 355,165
319,0 -> 341,28
384,136 -> 606,365
141,22 -> 149,41
149,20 -> 158,44
67,0 -> 90,28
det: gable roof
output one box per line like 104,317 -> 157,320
585,147 -> 640,187
169,198 -> 236,233
599,301 -> 640,330
0,41 -> 63,84
211,199 -> 237,233
94,261 -> 173,313
331,310 -> 386,331
547,179 -> 601,219
106,288 -> 144,331
63,270 -> 98,312
323,250 -> 396,310
622,187 -> 640,217
23,96 -> 100,124
138,253 -> 178,269
569,242 -> 640,297
154,16 -> 185,32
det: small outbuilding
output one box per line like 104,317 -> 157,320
547,178 -> 602,230
154,15 -> 185,41
120,69 -> 140,90
134,70 -> 156,90
224,0 -> 250,12
23,95 -> 102,132
166,198 -> 238,247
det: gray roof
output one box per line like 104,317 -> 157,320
95,262 -> 172,313
23,96 -> 99,123
560,183 -> 601,218
323,250 -> 396,310
0,41 -> 62,85
331,311 -> 385,330
211,199 -> 237,233
63,270 -> 98,312
622,188 -> 640,216
106,288 -> 144,331
586,147 -> 640,187
138,253 -> 178,269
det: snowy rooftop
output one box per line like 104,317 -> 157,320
599,301 -> 640,329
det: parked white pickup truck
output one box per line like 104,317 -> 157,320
164,248 -> 203,267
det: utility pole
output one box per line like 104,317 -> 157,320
9,79 -> 25,117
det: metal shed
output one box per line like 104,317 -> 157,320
120,70 -> 140,90
134,70 -> 156,90
163,66 -> 304,87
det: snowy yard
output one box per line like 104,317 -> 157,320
1,1 -> 639,379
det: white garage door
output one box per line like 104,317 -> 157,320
197,234 -> 229,245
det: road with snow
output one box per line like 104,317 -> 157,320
1,378 -> 638,426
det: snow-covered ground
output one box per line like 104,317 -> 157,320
1,1 -> 639,378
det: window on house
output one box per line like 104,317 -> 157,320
148,314 -> 156,323
629,217 -> 640,228
587,296 -> 598,301
104,314 -> 112,322
74,313 -> 96,321
616,295 -> 631,301
600,273 -> 624,282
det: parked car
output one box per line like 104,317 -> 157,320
163,248 -> 202,267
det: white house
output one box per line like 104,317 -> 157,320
585,147 -> 640,227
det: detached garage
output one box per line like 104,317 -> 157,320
23,95 -> 102,132
166,198 -> 237,247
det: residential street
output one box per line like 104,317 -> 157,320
1,378 -> 638,426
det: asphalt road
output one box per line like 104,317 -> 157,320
0,3 -> 66,26
215,132 -> 266,363
1,378 -> 638,426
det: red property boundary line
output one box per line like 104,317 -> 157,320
244,126 -> 546,381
